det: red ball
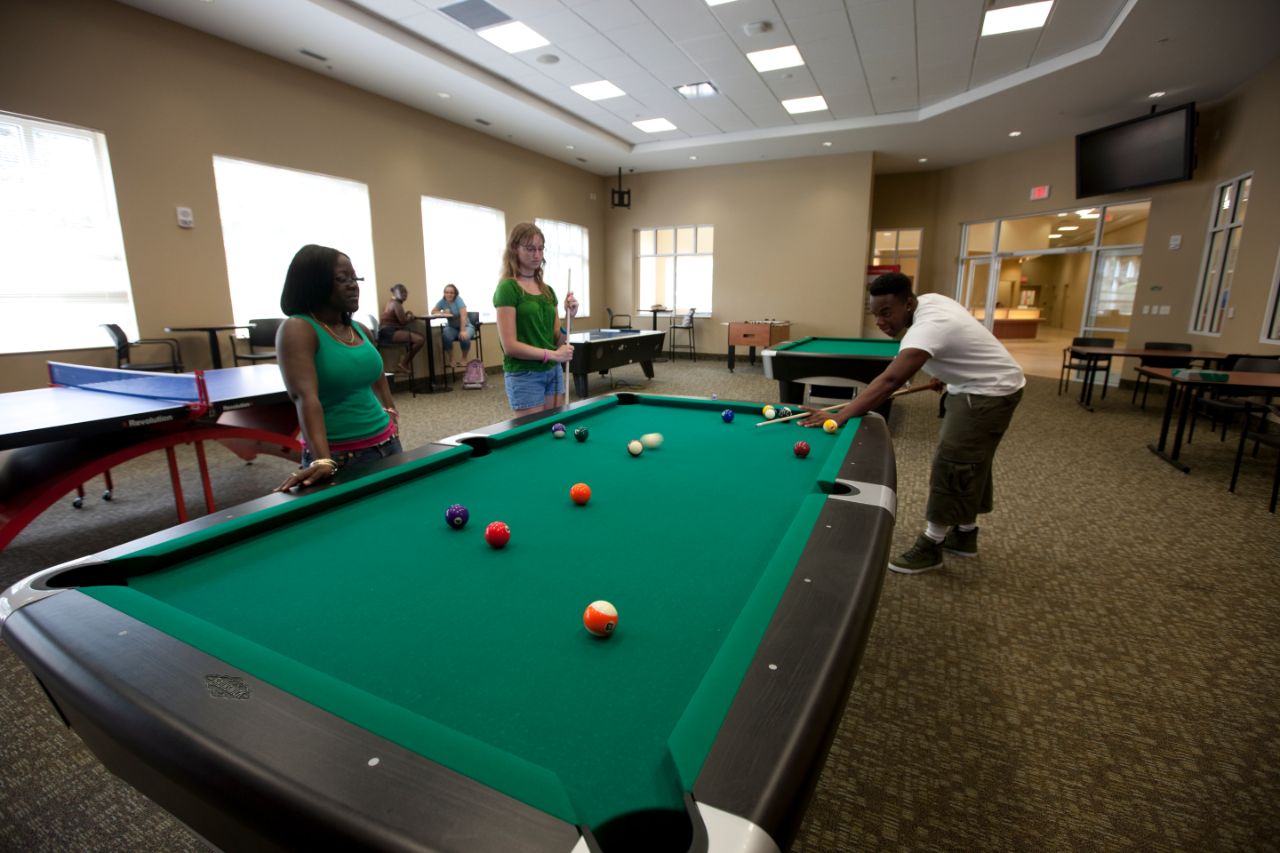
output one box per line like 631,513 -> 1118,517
793,440 -> 811,458
484,521 -> 511,549
570,483 -> 592,505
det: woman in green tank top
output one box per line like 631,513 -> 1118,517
274,244 -> 401,492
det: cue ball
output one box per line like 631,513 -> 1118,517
445,504 -> 469,529
583,600 -> 618,637
721,408 -> 735,423
570,483 -> 591,505
762,405 -> 777,419
484,521 -> 511,549
551,423 -> 567,438
627,439 -> 644,456
794,441 -> 810,458
641,432 -> 663,450
823,419 -> 839,434
574,427 -> 589,442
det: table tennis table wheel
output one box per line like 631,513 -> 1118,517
102,489 -> 113,502
72,495 -> 83,509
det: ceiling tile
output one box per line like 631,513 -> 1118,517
633,0 -> 723,41
971,29 -> 1040,88
571,0 -> 648,32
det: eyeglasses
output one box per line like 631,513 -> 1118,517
335,274 -> 365,285
519,244 -> 545,253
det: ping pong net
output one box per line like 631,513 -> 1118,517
48,362 -> 211,416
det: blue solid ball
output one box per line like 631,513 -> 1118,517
721,408 -> 735,423
445,504 -> 469,529
551,422 -> 567,438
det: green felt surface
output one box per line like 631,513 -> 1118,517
774,336 -> 901,358
84,395 -> 861,831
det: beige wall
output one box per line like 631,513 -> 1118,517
0,0 -> 606,391
874,57 -> 1280,357
601,154 -> 875,353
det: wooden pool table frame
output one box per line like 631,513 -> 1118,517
1,393 -> 896,853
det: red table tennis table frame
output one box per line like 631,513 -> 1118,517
0,370 -> 301,555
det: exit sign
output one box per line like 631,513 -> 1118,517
1029,184 -> 1051,201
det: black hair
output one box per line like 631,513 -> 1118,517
868,271 -> 914,299
280,244 -> 347,321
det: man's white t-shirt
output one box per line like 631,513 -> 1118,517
898,294 -> 1026,396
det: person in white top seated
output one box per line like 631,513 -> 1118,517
801,272 -> 1025,574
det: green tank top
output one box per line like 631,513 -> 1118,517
294,315 -> 388,443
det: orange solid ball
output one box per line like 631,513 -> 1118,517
583,600 -> 617,637
570,482 -> 592,505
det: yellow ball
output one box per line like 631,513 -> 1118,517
641,432 -> 663,449
762,405 -> 777,419
822,419 -> 839,434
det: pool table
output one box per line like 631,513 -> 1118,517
1,393 -> 896,853
762,337 -> 901,415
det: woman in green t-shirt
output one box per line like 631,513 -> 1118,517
493,222 -> 578,413
274,244 -> 400,491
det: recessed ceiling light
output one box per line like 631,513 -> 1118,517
782,95 -> 827,114
822,141 -> 833,148
689,155 -> 698,161
1008,130 -> 1022,137
572,80 -> 625,101
676,82 -> 718,99
706,0 -> 739,6
981,1 -> 1053,37
565,145 -> 575,150
747,45 -> 804,72
536,53 -> 560,65
437,92 -> 451,99
633,118 -> 677,133
1148,90 -> 1166,99
1048,233 -> 1062,238
477,21 -> 548,53
1057,212 -> 1068,217
918,157 -> 928,163
1057,225 -> 1079,231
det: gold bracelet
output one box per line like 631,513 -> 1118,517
313,458 -> 339,472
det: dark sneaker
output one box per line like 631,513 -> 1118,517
888,535 -> 944,574
942,526 -> 979,558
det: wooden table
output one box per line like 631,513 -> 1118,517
1067,345 -> 1227,411
1139,367 -> 1280,472
725,321 -> 790,372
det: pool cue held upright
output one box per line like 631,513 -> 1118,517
754,382 -> 937,426
563,269 -> 572,403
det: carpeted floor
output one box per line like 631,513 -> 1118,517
1,358 -> 1277,852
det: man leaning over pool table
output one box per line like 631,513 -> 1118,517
801,272 -> 1025,574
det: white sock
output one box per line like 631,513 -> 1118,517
924,522 -> 949,543
957,523 -> 977,532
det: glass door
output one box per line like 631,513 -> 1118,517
1082,248 -> 1140,344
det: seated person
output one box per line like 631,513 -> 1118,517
378,283 -> 425,374
432,283 -> 477,367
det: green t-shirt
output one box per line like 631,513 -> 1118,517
294,315 -> 388,443
493,277 -> 558,373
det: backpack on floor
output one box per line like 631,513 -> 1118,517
462,359 -> 487,390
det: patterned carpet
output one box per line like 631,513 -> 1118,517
1,358 -> 1277,852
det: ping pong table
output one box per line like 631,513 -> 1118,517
0,363 -> 301,555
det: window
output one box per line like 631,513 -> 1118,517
1264,247 -> 1280,345
0,112 -> 134,354
535,218 -> 590,320
636,225 -> 714,314
421,197 -> 506,323
1191,174 -> 1251,335
213,156 -> 377,326
871,228 -> 922,281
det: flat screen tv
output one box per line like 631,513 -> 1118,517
1075,103 -> 1196,198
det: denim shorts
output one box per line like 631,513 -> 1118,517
302,436 -> 403,470
504,368 -> 565,411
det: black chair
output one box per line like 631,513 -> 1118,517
668,307 -> 696,361
1058,336 -> 1113,397
1188,357 -> 1280,443
230,318 -> 282,366
1131,341 -> 1194,409
368,314 -> 415,395
607,308 -> 633,329
101,323 -> 183,372
1229,401 -> 1280,513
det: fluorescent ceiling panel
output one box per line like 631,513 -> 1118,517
747,45 -> 805,73
571,80 -> 626,100
782,95 -> 828,114
981,1 -> 1053,36
633,118 -> 677,133
478,21 -> 549,53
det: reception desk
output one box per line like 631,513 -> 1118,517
973,308 -> 1043,339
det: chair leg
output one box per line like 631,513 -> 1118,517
1270,453 -> 1280,513
1230,421 -> 1248,493
1100,362 -> 1110,399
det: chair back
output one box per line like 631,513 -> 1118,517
248,318 -> 282,349
1139,341 -> 1193,369
607,308 -> 618,323
1073,336 -> 1113,348
367,314 -> 381,335
674,308 -> 696,328
1234,357 -> 1280,374
101,323 -> 130,363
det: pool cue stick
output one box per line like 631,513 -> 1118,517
563,269 -> 572,403
754,382 -> 937,426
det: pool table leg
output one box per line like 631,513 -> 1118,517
727,345 -> 737,372
641,360 -> 655,380
573,371 -> 589,399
